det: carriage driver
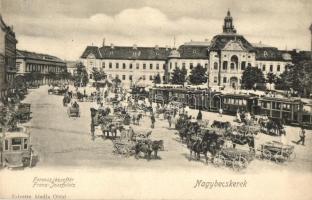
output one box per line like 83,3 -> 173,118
72,101 -> 79,108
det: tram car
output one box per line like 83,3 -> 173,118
150,86 -> 312,128
220,93 -> 260,115
258,97 -> 312,128
130,85 -> 149,100
0,126 -> 36,168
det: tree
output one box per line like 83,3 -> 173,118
189,64 -> 207,85
74,62 -> 89,86
92,67 -> 106,82
266,72 -> 276,90
241,66 -> 265,89
170,67 -> 187,85
275,62 -> 312,97
153,73 -> 161,84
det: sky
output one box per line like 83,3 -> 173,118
1,0 -> 311,61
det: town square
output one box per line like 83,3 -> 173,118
0,0 -> 312,199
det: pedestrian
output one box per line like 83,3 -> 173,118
296,127 -> 306,145
168,114 -> 172,128
196,110 -> 202,121
279,128 -> 288,145
219,108 -> 223,117
90,121 -> 95,141
151,113 -> 156,129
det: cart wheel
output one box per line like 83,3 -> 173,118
288,152 -> 296,162
232,157 -> 248,171
254,149 -> 262,160
262,149 -> 272,160
213,154 -> 226,167
22,157 -> 30,167
273,152 -> 284,164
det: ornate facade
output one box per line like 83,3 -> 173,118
80,11 -> 302,89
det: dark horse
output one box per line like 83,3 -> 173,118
63,95 -> 71,106
188,131 -> 224,164
224,130 -> 255,152
134,140 -> 164,160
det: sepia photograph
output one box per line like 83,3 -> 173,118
0,0 -> 312,199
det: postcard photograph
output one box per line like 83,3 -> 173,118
0,0 -> 312,199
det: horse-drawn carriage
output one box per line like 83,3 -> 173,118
48,86 -> 67,95
112,126 -> 163,160
67,104 -> 80,117
213,148 -> 253,171
258,116 -> 284,136
0,126 -> 37,169
15,103 -> 31,123
259,141 -> 295,163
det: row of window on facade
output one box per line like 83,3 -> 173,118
104,74 -> 165,81
24,63 -> 64,73
169,62 -> 208,70
100,62 -> 166,70
257,64 -> 282,72
212,61 -> 282,72
213,61 -> 251,71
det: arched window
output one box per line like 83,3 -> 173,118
213,62 -> 218,70
230,63 -> 235,69
223,61 -> 228,70
230,55 -> 238,70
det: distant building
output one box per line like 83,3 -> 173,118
16,50 -> 67,84
80,44 -> 170,88
65,60 -> 79,76
0,15 -> 17,99
80,10 -> 307,89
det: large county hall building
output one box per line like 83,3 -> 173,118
80,11 -> 303,89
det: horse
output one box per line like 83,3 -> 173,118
224,129 -> 255,152
63,95 -> 71,107
211,120 -> 231,130
134,139 -> 163,160
259,118 -> 282,136
189,131 -> 224,164
134,140 -> 153,160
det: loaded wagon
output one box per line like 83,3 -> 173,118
213,148 -> 254,171
16,103 -> 31,123
67,106 -> 80,118
259,141 -> 295,163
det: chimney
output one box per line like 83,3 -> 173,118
102,38 -> 105,47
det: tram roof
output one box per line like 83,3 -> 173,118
259,96 -> 302,103
4,131 -> 29,139
221,93 -> 259,99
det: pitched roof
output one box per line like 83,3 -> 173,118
209,34 -> 254,52
16,49 -> 65,63
80,46 -> 101,59
254,47 -> 287,61
178,45 -> 209,59
81,45 -> 171,60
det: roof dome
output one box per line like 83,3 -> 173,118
168,48 -> 180,58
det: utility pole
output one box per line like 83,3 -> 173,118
310,23 -> 312,60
